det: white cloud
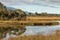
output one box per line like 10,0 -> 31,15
0,0 -> 26,6
0,0 -> 60,5
45,0 -> 50,2
0,0 -> 60,9
24,0 -> 34,3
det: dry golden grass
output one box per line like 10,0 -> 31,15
9,30 -> 60,40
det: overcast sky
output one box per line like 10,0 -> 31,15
0,0 -> 60,13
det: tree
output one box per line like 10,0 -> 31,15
41,12 -> 47,16
15,12 -> 19,17
35,12 -> 38,15
0,12 -> 2,17
29,12 -> 32,15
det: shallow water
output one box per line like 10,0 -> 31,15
3,24 -> 60,40
24,25 -> 60,35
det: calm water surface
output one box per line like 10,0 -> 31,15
3,25 -> 60,40
24,25 -> 60,35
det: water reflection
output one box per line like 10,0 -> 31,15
3,25 -> 60,40
24,25 -> 60,35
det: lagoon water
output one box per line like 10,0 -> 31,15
24,25 -> 60,35
3,25 -> 60,40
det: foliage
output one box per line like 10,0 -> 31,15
0,2 -> 26,20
